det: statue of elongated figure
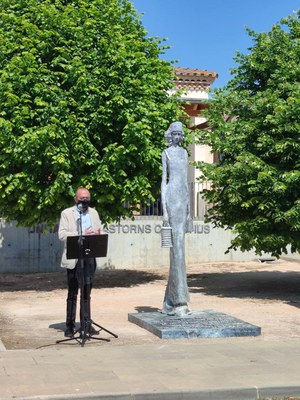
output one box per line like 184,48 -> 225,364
161,122 -> 193,317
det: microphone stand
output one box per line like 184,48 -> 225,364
77,209 -> 92,344
57,207 -> 118,347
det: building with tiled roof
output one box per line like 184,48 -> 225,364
172,66 -> 218,127
138,67 -> 218,218
171,67 -> 218,218
174,67 -> 218,93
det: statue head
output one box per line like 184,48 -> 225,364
166,121 -> 184,146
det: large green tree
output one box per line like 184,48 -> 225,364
198,12 -> 300,257
0,0 -> 182,226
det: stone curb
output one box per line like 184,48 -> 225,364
2,386 -> 300,400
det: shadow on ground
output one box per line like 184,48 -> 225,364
0,269 -> 165,292
134,306 -> 160,313
187,270 -> 300,307
2,268 -> 300,309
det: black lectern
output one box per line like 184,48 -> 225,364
66,234 -> 108,260
56,234 -> 118,347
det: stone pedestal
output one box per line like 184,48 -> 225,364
128,310 -> 261,339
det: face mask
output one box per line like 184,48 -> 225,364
77,200 -> 90,211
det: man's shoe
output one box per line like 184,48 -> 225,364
89,326 -> 99,336
64,326 -> 74,337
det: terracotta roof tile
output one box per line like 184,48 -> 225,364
174,67 -> 218,90
175,67 -> 218,78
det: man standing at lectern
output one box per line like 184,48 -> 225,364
58,187 -> 101,337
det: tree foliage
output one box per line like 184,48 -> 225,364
0,0 -> 182,226
198,12 -> 300,257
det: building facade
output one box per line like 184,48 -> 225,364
171,67 -> 218,219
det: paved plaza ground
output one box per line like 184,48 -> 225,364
0,259 -> 300,400
1,257 -> 300,350
1,258 -> 300,399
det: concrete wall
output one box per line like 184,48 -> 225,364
0,219 -> 62,273
0,217 -> 261,273
100,218 -> 258,270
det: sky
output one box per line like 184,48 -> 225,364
131,0 -> 299,88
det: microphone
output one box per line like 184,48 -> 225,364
77,202 -> 84,212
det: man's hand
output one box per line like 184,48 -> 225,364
83,227 -> 100,235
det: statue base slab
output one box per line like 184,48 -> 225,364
128,310 -> 261,339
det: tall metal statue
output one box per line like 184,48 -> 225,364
161,121 -> 193,317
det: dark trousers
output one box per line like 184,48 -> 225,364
66,259 -> 96,329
